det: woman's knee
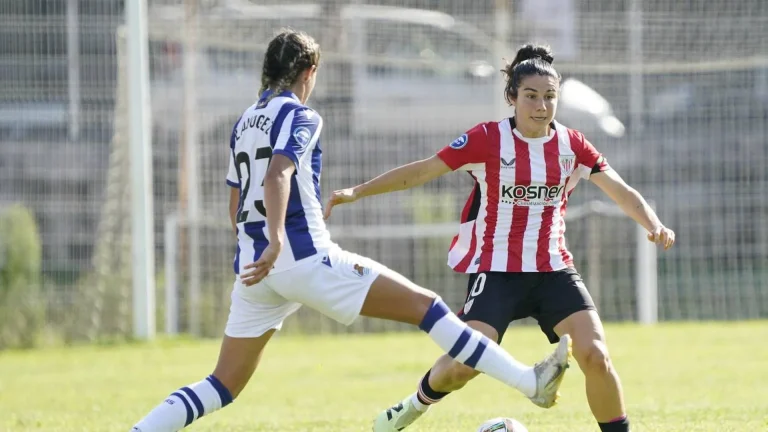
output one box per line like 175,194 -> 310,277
574,340 -> 612,375
361,270 -> 439,325
554,310 -> 612,376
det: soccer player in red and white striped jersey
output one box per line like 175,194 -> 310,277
326,44 -> 675,432
437,112 -> 608,274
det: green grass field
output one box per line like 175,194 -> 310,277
1,322 -> 767,432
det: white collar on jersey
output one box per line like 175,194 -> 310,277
509,117 -> 557,144
258,89 -> 301,103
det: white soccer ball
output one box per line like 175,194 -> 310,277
476,417 -> 529,432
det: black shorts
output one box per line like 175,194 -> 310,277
457,267 -> 596,344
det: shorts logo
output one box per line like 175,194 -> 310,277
292,126 -> 312,153
463,273 -> 486,314
463,299 -> 474,315
559,155 -> 575,176
449,134 -> 468,149
321,255 -> 332,268
353,263 -> 370,277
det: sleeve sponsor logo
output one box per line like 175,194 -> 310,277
449,134 -> 469,149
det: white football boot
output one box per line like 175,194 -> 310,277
527,334 -> 572,408
372,395 -> 427,432
373,334 -> 572,431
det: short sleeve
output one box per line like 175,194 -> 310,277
273,108 -> 321,169
226,116 -> 241,188
572,131 -> 611,179
436,123 -> 488,171
226,150 -> 239,188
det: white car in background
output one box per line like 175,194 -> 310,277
148,2 -> 499,138
339,4 -> 498,136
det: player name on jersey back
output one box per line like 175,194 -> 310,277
233,113 -> 272,140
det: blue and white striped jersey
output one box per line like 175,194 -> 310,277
226,89 -> 334,274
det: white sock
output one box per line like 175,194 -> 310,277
418,298 -> 537,398
131,375 -> 234,432
409,392 -> 429,412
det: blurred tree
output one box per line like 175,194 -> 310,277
0,204 -> 45,349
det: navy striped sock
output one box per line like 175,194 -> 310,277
418,298 -> 491,368
418,297 -> 535,396
131,374 -> 234,431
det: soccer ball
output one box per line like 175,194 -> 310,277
476,417 -> 529,432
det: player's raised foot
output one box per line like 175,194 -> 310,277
528,334 -> 572,409
372,396 -> 427,432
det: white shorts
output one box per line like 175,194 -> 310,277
224,246 -> 385,338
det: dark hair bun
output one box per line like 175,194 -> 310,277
501,43 -> 560,105
511,44 -> 554,69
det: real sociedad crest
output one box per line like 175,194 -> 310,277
292,126 -> 312,155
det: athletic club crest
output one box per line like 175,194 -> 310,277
559,155 -> 576,176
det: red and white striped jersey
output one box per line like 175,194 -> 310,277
437,118 -> 610,273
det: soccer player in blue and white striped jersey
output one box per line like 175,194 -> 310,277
129,29 -> 571,432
